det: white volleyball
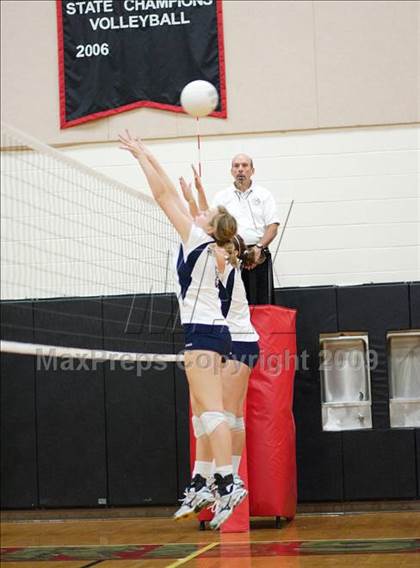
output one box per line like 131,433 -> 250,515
180,80 -> 219,118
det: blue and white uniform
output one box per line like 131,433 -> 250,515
218,264 -> 260,368
175,224 -> 231,356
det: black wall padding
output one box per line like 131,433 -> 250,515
1,302 -> 38,509
343,430 -> 417,500
103,294 -> 177,505
2,282 -> 419,510
295,432 -> 343,502
117,293 -> 176,354
34,299 -> 108,507
275,287 -> 344,501
409,282 -> 420,327
337,283 -> 410,429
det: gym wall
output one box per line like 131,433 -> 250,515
1,282 -> 419,509
61,125 -> 419,288
2,1 -> 418,290
1,0 -> 418,510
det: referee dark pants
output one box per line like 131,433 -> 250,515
241,247 -> 274,305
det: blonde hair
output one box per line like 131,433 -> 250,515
209,206 -> 239,267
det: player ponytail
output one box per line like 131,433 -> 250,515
232,233 -> 257,269
209,206 -> 239,267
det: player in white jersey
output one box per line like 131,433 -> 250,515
179,171 -> 259,527
119,132 -> 247,530
219,234 -> 260,489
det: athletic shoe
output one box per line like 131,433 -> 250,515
209,473 -> 248,530
209,473 -> 245,498
173,474 -> 214,521
208,474 -> 245,503
233,474 -> 246,491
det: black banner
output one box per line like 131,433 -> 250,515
56,0 -> 226,128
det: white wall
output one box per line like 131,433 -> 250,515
1,123 -> 418,301
63,125 -> 420,288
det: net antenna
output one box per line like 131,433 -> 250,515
1,122 -> 181,362
196,117 -> 202,177
272,200 -> 294,288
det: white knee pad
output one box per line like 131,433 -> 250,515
200,411 -> 227,435
224,411 -> 236,430
233,416 -> 245,432
192,415 -> 206,438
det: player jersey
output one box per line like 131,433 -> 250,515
218,264 -> 259,342
175,224 -> 226,326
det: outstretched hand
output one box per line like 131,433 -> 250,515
179,176 -> 194,202
191,164 -> 204,192
191,164 -> 209,211
118,129 -> 148,159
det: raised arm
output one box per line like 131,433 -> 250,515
192,164 -> 210,212
179,176 -> 199,218
119,131 -> 191,241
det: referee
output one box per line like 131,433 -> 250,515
212,154 -> 280,305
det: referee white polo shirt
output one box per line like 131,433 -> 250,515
212,183 -> 280,246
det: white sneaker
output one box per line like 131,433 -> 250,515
233,474 -> 245,491
209,473 -> 248,530
174,475 -> 214,521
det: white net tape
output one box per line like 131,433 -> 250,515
0,340 -> 183,362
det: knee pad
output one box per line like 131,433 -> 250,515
233,416 -> 245,432
200,411 -> 227,436
224,411 -> 236,430
192,415 -> 206,438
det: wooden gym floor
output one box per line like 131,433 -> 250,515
1,511 -> 419,568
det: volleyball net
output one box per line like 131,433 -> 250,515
1,122 -> 181,362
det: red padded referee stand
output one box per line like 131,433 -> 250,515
189,305 -> 297,532
247,305 -> 297,521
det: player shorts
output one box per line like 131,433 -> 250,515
183,324 -> 232,356
230,341 -> 260,369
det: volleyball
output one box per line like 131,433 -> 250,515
180,80 -> 219,118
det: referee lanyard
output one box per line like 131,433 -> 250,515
234,189 -> 261,246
